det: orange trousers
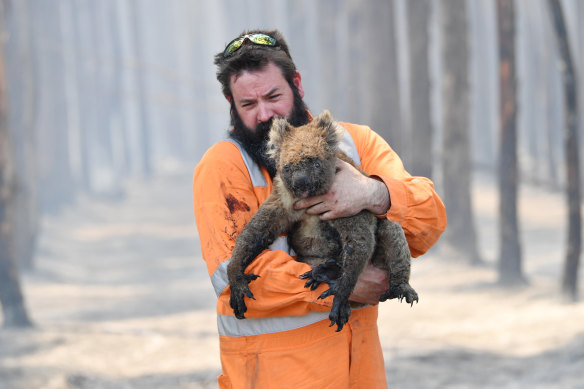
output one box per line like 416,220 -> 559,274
217,306 -> 387,389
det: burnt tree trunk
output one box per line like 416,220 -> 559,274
129,0 -> 152,178
5,0 -> 39,270
0,40 -> 32,327
441,0 -> 481,264
497,0 -> 525,286
408,0 -> 433,179
362,2 -> 402,152
548,0 -> 581,301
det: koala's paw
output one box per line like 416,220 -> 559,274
300,259 -> 341,290
329,296 -> 351,332
380,283 -> 419,306
229,273 -> 260,319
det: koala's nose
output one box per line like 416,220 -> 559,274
293,176 -> 310,191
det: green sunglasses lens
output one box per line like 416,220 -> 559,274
223,34 -> 277,57
249,34 -> 276,46
224,39 -> 243,56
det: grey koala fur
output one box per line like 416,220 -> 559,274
226,110 -> 418,331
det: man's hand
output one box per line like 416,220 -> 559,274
349,264 -> 389,305
294,159 -> 390,220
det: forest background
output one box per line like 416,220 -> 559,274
1,0 -> 583,388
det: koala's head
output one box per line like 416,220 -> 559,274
268,110 -> 343,198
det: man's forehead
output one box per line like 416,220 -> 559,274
230,63 -> 286,93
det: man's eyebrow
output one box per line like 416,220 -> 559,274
238,88 -> 281,104
264,88 -> 280,96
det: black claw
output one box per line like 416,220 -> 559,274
244,288 -> 255,300
318,288 -> 333,299
230,272 -> 262,319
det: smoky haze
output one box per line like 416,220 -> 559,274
1,0 -> 583,388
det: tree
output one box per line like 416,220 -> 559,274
407,0 -> 433,178
5,0 -> 39,269
129,0 -> 153,178
548,0 -> 581,301
496,0 -> 525,285
34,1 -> 76,211
440,0 -> 481,264
362,1 -> 403,152
0,25 -> 32,327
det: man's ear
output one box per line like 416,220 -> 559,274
292,71 -> 304,98
225,95 -> 232,104
267,117 -> 290,161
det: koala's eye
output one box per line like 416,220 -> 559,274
314,161 -> 321,169
283,165 -> 291,173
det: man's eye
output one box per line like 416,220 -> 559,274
240,101 -> 255,108
269,94 -> 281,100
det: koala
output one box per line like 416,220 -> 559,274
226,110 -> 418,331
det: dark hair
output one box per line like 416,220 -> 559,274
214,29 -> 297,99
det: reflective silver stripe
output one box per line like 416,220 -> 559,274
338,124 -> 361,165
217,311 -> 330,337
226,139 -> 268,187
210,236 -> 295,297
211,260 -> 229,297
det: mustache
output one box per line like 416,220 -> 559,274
254,118 -> 275,142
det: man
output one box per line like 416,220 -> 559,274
193,29 -> 446,388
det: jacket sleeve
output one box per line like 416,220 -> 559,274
342,123 -> 447,258
193,141 -> 332,318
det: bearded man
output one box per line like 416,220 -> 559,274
193,29 -> 446,389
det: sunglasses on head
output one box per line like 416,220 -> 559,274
223,33 -> 278,57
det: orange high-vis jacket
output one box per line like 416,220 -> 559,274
193,121 -> 446,388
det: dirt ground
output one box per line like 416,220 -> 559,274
1,168 -> 583,388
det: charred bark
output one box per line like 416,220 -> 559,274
497,0 -> 526,286
548,0 -> 581,301
440,0 -> 481,264
0,44 -> 32,327
408,0 -> 433,179
129,0 -> 152,178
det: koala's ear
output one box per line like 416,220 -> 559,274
267,117 -> 290,160
315,110 -> 342,150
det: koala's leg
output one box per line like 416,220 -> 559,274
227,202 -> 293,319
320,213 -> 376,331
374,219 -> 418,305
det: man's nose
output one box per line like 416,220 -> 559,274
257,103 -> 273,123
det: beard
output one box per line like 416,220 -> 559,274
229,84 -> 310,178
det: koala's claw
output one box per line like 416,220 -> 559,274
229,273 -> 260,319
329,296 -> 351,332
317,280 -> 339,300
380,283 -> 419,306
300,271 -> 325,291
299,270 -> 319,290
